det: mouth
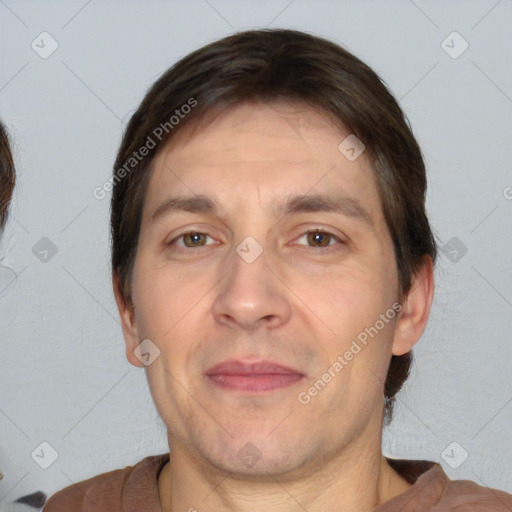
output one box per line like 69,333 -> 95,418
205,359 -> 305,393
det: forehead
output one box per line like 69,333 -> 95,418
142,102 -> 383,226
157,101 -> 353,167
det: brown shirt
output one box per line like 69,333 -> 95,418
43,453 -> 512,511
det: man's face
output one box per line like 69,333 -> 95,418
121,102 -> 407,477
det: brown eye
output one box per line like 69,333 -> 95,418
296,230 -> 342,248
168,232 -> 216,250
307,231 -> 332,247
182,232 -> 208,247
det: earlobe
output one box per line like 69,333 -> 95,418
392,256 -> 435,356
112,271 -> 144,368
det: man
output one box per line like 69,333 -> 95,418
44,28 -> 512,511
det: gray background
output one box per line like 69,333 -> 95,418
1,0 -> 511,504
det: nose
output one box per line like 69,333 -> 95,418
211,243 -> 292,331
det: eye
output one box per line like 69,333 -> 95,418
167,229 -> 344,253
169,231 -> 217,250
295,229 -> 344,249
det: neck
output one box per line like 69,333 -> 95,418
158,430 -> 411,512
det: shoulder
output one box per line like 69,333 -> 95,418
43,466 -> 127,511
382,458 -> 512,511
43,453 -> 169,512
438,472 -> 512,510
406,464 -> 512,511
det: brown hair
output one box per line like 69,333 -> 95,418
111,28 -> 438,424
0,120 -> 15,230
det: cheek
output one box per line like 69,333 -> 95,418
295,266 -> 378,326
290,260 -> 397,363
131,261 -> 210,371
132,256 -> 195,329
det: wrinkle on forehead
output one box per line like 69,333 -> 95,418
158,99 -> 353,161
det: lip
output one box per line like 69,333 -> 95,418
205,359 -> 304,393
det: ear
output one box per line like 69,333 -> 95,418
392,255 -> 435,356
112,271 -> 144,368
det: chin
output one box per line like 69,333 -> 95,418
196,431 -> 311,479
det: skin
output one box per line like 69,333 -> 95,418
113,101 -> 434,511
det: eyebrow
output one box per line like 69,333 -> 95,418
151,193 -> 374,229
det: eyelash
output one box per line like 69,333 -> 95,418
167,229 -> 345,253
